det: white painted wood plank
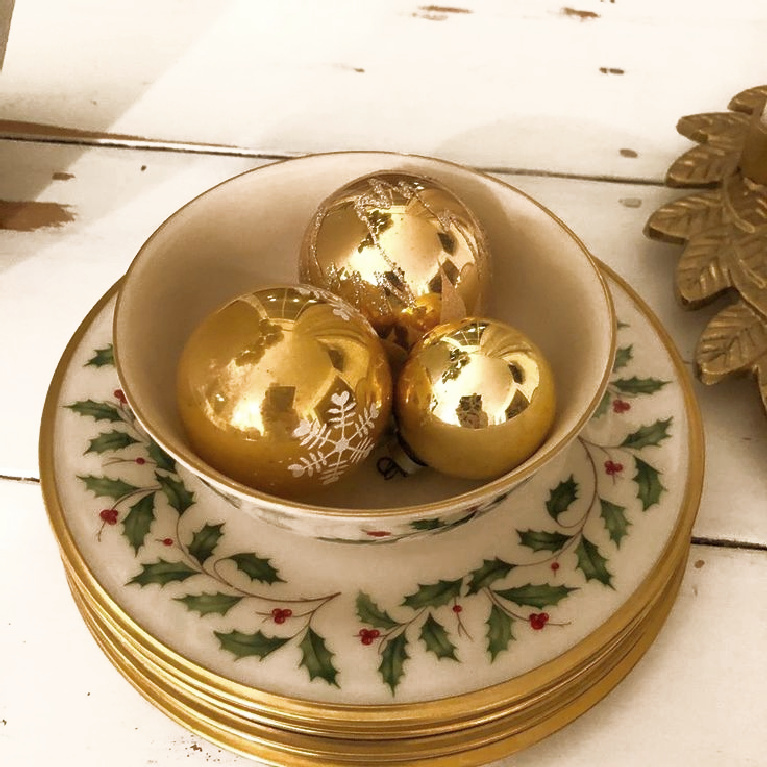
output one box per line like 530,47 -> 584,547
1,140 -> 765,546
2,479 -> 764,766
1,0 -> 766,179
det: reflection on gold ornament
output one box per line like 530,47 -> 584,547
177,285 -> 392,497
300,171 -> 490,365
394,318 -> 556,480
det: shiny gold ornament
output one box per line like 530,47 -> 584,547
645,84 -> 767,415
177,285 -> 392,498
394,317 -> 556,481
300,171 -> 491,364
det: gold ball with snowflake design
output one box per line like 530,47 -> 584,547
395,317 -> 556,480
176,285 -> 392,498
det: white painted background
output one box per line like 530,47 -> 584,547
1,2 -> 765,766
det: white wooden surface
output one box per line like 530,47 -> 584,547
1,2 -> 766,766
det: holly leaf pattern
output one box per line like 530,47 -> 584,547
188,523 -> 225,566
575,537 -> 613,587
402,579 -> 463,610
122,492 -> 156,553
495,583 -> 576,609
147,440 -> 176,472
633,457 -> 665,510
379,633 -> 409,694
228,553 -> 283,585
613,377 -> 670,395
517,529 -> 571,553
592,390 -> 611,419
486,604 -> 514,661
85,429 -> 138,455
129,558 -> 198,587
546,476 -> 578,521
299,628 -> 339,686
620,418 -> 672,450
410,518 -> 445,531
175,592 -> 242,616
613,345 -> 633,371
156,473 -> 195,514
85,344 -> 115,367
465,558 -> 515,595
419,614 -> 457,661
215,629 -> 289,660
356,592 -> 400,630
67,400 -> 123,423
600,499 -> 630,548
78,474 -> 138,501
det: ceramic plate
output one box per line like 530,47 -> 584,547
40,266 -> 703,765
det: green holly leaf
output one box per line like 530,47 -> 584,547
495,582 -> 577,609
228,553 -> 283,585
613,377 -> 670,395
215,629 -> 288,660
486,604 -> 515,661
633,457 -> 665,510
410,518 -> 445,531
379,633 -> 409,694
78,474 -> 139,501
621,417 -> 673,450
156,472 -> 195,514
85,429 -> 138,455
187,523 -> 224,566
299,628 -> 339,686
419,614 -> 458,661
85,344 -> 114,367
613,344 -> 633,371
175,592 -> 242,616
121,492 -> 155,553
402,579 -> 463,610
66,400 -> 123,423
600,499 -> 630,548
575,537 -> 613,587
129,558 -> 198,587
591,390 -> 611,419
147,440 -> 176,472
356,592 -> 400,630
466,558 -> 515,595
546,476 -> 578,521
517,529 -> 571,553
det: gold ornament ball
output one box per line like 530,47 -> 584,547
300,171 -> 491,360
176,285 -> 392,498
395,317 -> 556,481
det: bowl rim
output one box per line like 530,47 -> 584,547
113,150 -> 616,520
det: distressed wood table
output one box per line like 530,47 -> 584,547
1,2 -> 765,765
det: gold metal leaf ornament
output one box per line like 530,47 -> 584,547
646,85 -> 767,414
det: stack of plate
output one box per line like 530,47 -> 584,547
40,155 -> 703,765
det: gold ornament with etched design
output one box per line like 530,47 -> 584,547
645,84 -> 767,414
176,285 -> 392,498
393,317 -> 556,481
300,171 -> 491,369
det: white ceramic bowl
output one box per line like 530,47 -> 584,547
113,152 -> 615,543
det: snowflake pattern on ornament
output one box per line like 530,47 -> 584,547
288,391 -> 381,485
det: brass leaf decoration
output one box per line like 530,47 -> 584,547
646,85 -> 767,414
675,228 -> 732,308
697,300 -> 767,384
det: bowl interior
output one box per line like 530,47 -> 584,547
113,152 -> 614,513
